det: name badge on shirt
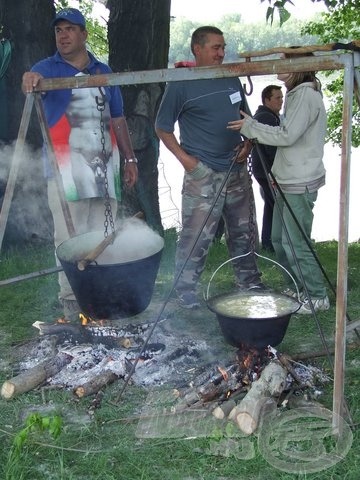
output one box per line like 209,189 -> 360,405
229,91 -> 242,104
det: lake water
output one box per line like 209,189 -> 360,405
157,76 -> 359,243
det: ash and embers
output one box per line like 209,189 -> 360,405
13,319 -> 217,391
8,315 -> 331,400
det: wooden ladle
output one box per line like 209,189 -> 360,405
77,211 -> 144,271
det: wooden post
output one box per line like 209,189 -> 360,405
332,54 -> 354,430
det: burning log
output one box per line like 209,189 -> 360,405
174,364 -> 245,413
1,352 -> 73,400
229,360 -> 287,434
276,352 -> 307,386
74,371 -> 119,398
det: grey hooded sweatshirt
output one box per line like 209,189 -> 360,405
240,82 -> 327,193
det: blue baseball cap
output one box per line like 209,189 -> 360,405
52,8 -> 86,28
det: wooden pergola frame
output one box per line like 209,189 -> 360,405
0,45 -> 359,430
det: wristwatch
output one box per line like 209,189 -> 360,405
125,158 -> 138,164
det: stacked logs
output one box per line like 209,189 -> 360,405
171,354 -> 311,435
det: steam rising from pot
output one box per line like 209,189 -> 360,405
97,217 -> 164,264
59,217 -> 164,265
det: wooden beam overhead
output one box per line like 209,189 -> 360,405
35,54 -> 346,92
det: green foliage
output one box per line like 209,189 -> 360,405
169,14 -> 319,64
264,0 -> 348,22
303,1 -> 360,146
12,413 -> 63,451
324,75 -> 360,146
5,413 -> 63,480
265,2 -> 291,27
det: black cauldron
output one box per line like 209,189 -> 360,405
207,290 -> 300,349
57,231 -> 164,319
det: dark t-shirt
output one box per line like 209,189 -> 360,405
156,77 -> 250,171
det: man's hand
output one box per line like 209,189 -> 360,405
123,163 -> 138,188
227,110 -> 251,132
233,139 -> 252,163
22,72 -> 43,94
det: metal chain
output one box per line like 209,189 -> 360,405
246,147 -> 257,252
95,87 -> 115,237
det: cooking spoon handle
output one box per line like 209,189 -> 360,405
76,211 -> 144,271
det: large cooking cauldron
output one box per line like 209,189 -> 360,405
57,230 -> 164,319
206,253 -> 301,349
207,290 -> 300,349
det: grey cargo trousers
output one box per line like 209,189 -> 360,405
175,160 -> 261,296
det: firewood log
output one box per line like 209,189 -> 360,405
212,399 -> 237,420
286,394 -> 325,410
1,352 -> 72,400
232,360 -> 287,434
74,371 -> 119,398
235,397 -> 277,435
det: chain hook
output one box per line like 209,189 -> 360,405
242,58 -> 254,96
246,147 -> 257,252
95,86 -> 106,109
95,87 -> 115,238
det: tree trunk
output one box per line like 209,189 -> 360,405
0,0 -> 55,245
107,0 -> 171,235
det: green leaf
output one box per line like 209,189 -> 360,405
13,430 -> 28,450
278,7 -> 291,26
49,416 -> 63,439
266,7 -> 275,25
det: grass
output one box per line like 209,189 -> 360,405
0,232 -> 359,479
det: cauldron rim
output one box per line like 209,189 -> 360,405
57,230 -> 164,266
206,290 -> 301,320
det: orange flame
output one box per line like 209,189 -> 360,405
56,317 -> 71,324
79,313 -> 89,326
79,313 -> 106,326
217,366 -> 229,382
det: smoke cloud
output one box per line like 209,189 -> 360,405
0,142 -> 53,246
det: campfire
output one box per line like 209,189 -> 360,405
0,313 -> 330,435
166,344 -> 330,434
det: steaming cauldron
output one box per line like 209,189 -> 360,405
57,230 -> 164,319
207,290 -> 300,349
206,254 -> 301,349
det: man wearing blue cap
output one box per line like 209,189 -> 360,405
22,8 -> 138,318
